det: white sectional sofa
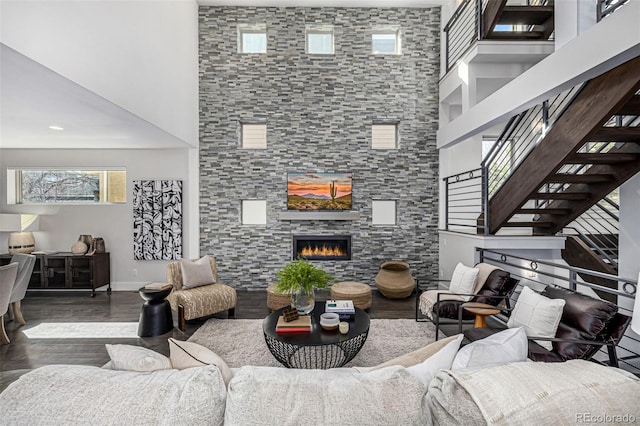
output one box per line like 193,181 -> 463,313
1,359 -> 639,425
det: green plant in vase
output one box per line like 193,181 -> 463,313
275,258 -> 335,314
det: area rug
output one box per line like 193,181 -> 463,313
188,319 -> 436,368
22,322 -> 139,339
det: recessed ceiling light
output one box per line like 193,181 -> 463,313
48,125 -> 64,131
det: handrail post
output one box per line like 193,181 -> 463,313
541,100 -> 549,136
475,0 -> 483,40
569,270 -> 578,292
445,29 -> 450,73
444,177 -> 450,231
482,165 -> 489,234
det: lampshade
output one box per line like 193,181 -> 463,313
0,213 -> 39,232
632,272 -> 640,335
0,213 -> 40,254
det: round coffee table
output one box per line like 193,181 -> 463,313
263,302 -> 370,369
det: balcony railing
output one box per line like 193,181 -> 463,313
478,248 -> 640,374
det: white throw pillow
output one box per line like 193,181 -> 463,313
507,286 -> 566,350
405,335 -> 464,385
448,263 -> 480,301
180,256 -> 215,289
168,338 -> 233,386
105,344 -> 172,372
451,327 -> 528,370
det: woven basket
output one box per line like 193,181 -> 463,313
330,282 -> 372,310
375,260 -> 415,299
266,284 -> 292,311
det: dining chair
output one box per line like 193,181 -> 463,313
0,262 -> 19,344
9,253 -> 36,325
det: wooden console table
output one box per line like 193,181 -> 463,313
0,252 -> 111,296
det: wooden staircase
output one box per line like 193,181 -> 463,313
487,55 -> 640,235
482,0 -> 554,41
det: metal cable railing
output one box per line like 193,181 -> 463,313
443,168 -> 483,233
597,0 -> 630,21
478,248 -> 640,375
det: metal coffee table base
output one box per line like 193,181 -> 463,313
264,331 -> 369,369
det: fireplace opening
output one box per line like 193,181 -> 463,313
293,235 -> 351,261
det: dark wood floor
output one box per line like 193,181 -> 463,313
0,288 -> 417,389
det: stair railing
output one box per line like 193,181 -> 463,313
597,0 -> 630,21
563,196 -> 620,268
444,0 -> 552,72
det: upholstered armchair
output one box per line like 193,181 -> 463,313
9,253 -> 36,325
166,256 -> 237,331
0,262 -> 19,344
416,263 -> 519,339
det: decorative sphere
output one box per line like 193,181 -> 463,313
71,240 -> 88,255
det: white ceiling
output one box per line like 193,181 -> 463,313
0,44 -> 191,150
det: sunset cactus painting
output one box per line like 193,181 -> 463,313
287,173 -> 352,210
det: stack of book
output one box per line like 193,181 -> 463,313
325,300 -> 355,320
276,315 -> 311,333
144,282 -> 172,291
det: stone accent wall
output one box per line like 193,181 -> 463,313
199,6 -> 440,289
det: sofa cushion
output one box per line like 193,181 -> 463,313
541,286 -> 617,359
406,335 -> 463,384
463,327 -> 565,362
471,269 -> 511,306
0,365 -> 227,425
452,327 -> 528,369
225,366 -> 430,425
449,263 -> 479,301
507,286 -> 565,350
168,338 -> 233,386
180,256 -> 216,289
105,344 -> 172,372
427,360 -> 640,425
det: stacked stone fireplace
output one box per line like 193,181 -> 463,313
293,235 -> 352,261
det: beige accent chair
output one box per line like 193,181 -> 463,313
166,257 -> 237,331
0,263 -> 19,344
9,253 -> 36,325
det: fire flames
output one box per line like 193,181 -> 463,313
299,243 -> 347,257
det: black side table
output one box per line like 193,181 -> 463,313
138,286 -> 173,337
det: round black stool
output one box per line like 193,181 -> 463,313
138,286 -> 173,337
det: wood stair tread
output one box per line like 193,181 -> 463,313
498,6 -> 554,25
588,127 -> 640,142
502,221 -> 554,228
530,193 -> 591,200
516,208 -> 571,215
485,31 -> 545,40
567,153 -> 638,164
546,174 -> 613,183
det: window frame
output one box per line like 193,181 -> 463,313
7,167 -> 127,205
306,25 -> 335,55
240,122 -> 268,149
371,29 -> 402,55
238,24 -> 267,54
371,122 -> 399,149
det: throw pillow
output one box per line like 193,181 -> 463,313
180,256 -> 215,289
168,338 -> 233,385
451,327 -> 528,369
405,334 -> 464,385
449,263 -> 480,301
507,286 -> 566,350
105,344 -> 172,372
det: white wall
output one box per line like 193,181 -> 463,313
0,148 -> 193,290
0,0 -> 199,147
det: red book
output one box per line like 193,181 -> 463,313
276,327 -> 311,333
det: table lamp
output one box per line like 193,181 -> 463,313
0,213 -> 39,254
632,272 -> 640,336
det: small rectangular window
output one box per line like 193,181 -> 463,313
242,123 -> 267,149
372,124 -> 398,149
306,25 -> 334,54
8,168 -> 126,204
238,24 -> 267,53
372,30 -> 401,55
242,200 -> 267,225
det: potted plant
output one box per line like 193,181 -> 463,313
274,258 -> 335,314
